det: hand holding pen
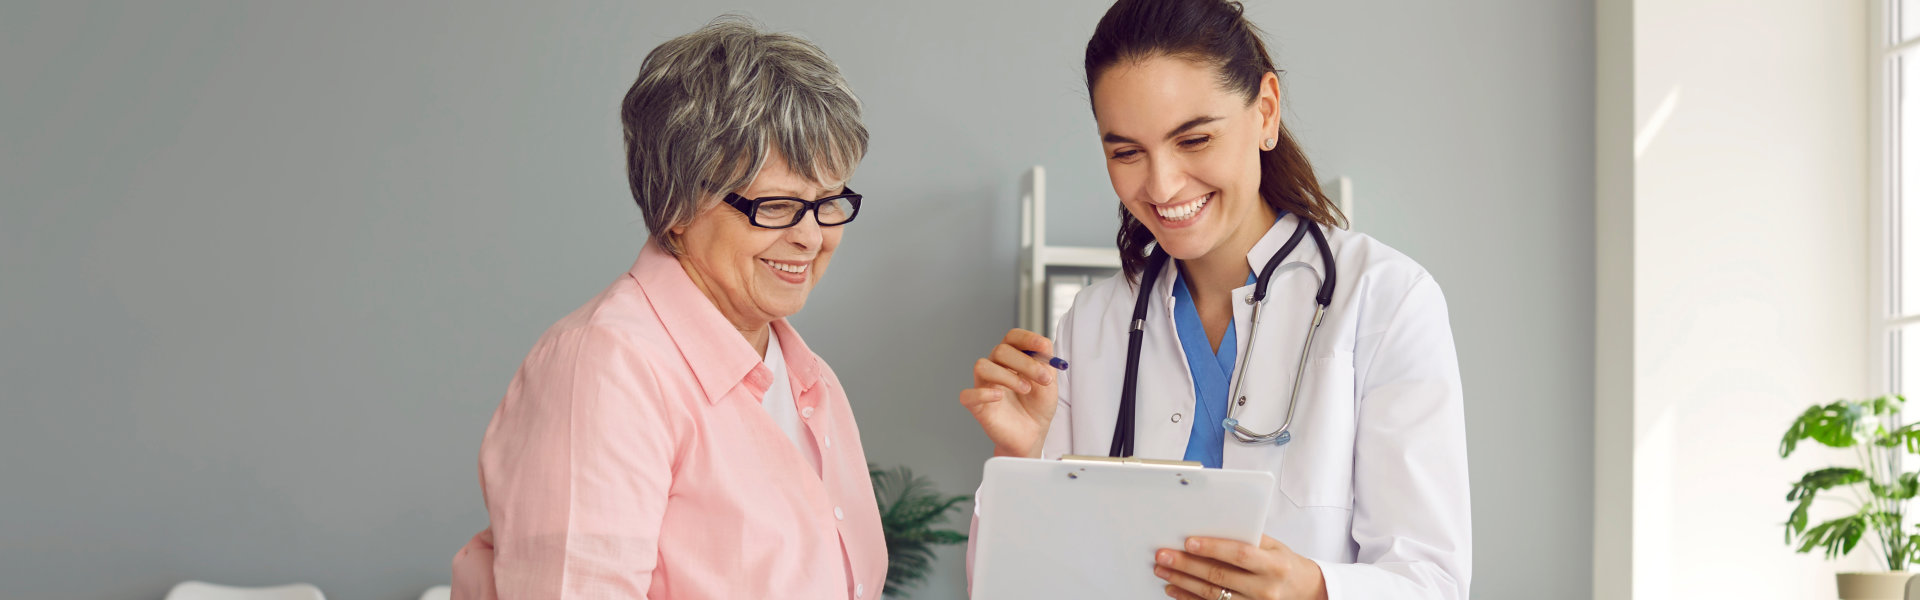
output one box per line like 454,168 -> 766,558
958,328 -> 1067,459
1023,350 -> 1069,371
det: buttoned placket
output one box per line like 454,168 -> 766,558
793,377 -> 864,599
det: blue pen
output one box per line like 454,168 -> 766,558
1023,350 -> 1069,371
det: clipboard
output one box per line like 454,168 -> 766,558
970,455 -> 1275,598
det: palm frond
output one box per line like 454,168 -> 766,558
871,465 -> 970,599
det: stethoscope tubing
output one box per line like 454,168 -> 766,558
1109,216 -> 1336,457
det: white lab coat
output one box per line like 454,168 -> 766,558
968,214 -> 1472,599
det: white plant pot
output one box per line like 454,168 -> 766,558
1837,572 -> 1913,600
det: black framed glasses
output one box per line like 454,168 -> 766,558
722,187 -> 862,229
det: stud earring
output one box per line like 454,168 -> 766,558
1263,138 -> 1276,150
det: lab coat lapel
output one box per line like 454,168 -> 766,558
1223,216 -> 1327,469
1135,255 -> 1197,462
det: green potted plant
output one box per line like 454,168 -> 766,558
1781,395 -> 1920,599
870,465 -> 970,599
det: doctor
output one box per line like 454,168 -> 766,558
958,1 -> 1470,599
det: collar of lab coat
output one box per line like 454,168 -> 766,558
1148,212 -> 1327,303
628,241 -> 823,405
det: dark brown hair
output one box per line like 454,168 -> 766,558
1085,0 -> 1345,280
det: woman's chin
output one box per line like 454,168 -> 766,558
750,287 -> 812,321
1148,227 -> 1222,262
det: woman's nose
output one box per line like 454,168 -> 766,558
1143,157 -> 1185,204
784,213 -> 824,249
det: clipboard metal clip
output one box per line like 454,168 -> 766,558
1059,455 -> 1203,468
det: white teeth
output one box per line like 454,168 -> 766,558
1156,193 -> 1211,221
763,259 -> 808,274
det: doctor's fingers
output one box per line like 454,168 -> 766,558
1161,583 -> 1217,600
1185,536 -> 1287,575
973,358 -> 1034,394
957,386 -> 1015,412
999,328 -> 1054,355
1156,550 -> 1267,600
1154,559 -> 1262,600
989,343 -> 1055,386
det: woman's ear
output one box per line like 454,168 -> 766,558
1257,71 -> 1283,142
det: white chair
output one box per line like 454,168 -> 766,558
165,581 -> 324,600
420,585 -> 451,600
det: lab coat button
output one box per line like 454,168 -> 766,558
834,506 -> 845,520
1171,413 -> 1182,423
856,583 -> 865,597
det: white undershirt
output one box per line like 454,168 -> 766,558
761,333 -> 821,476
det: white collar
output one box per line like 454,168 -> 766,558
1149,213 -> 1327,302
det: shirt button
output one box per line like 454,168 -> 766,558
824,435 -> 833,449
834,506 -> 845,520
1171,413 -> 1182,423
801,407 -> 815,419
856,583 -> 865,598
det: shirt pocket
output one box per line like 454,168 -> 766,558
1274,349 -> 1357,511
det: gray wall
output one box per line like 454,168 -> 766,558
0,1 -> 1592,599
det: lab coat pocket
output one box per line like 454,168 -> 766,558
1274,350 -> 1356,510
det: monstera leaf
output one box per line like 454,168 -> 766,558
1781,396 -> 1920,570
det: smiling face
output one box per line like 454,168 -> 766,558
673,148 -> 845,331
1092,55 -> 1282,264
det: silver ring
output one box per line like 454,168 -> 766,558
1216,589 -> 1233,600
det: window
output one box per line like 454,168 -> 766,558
1878,1 -> 1920,395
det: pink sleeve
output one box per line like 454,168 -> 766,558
478,325 -> 683,598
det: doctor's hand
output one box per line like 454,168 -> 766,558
1154,535 -> 1328,600
958,328 -> 1060,459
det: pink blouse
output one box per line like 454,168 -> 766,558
451,242 -> 887,599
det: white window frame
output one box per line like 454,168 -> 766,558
1876,0 -> 1903,398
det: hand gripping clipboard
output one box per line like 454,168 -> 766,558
970,456 -> 1275,598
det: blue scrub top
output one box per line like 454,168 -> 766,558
1172,270 -> 1256,469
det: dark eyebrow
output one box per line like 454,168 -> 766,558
1167,116 -> 1223,138
1100,115 -> 1225,145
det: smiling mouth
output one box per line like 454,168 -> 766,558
761,259 -> 808,274
760,258 -> 811,283
1155,192 -> 1212,222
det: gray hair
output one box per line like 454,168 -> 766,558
621,16 -> 868,255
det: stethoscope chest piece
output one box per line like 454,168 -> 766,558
1222,414 -> 1292,446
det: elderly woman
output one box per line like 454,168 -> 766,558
450,18 -> 884,600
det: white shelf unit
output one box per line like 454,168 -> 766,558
1015,166 -> 1352,336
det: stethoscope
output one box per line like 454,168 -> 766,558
1107,216 -> 1337,458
